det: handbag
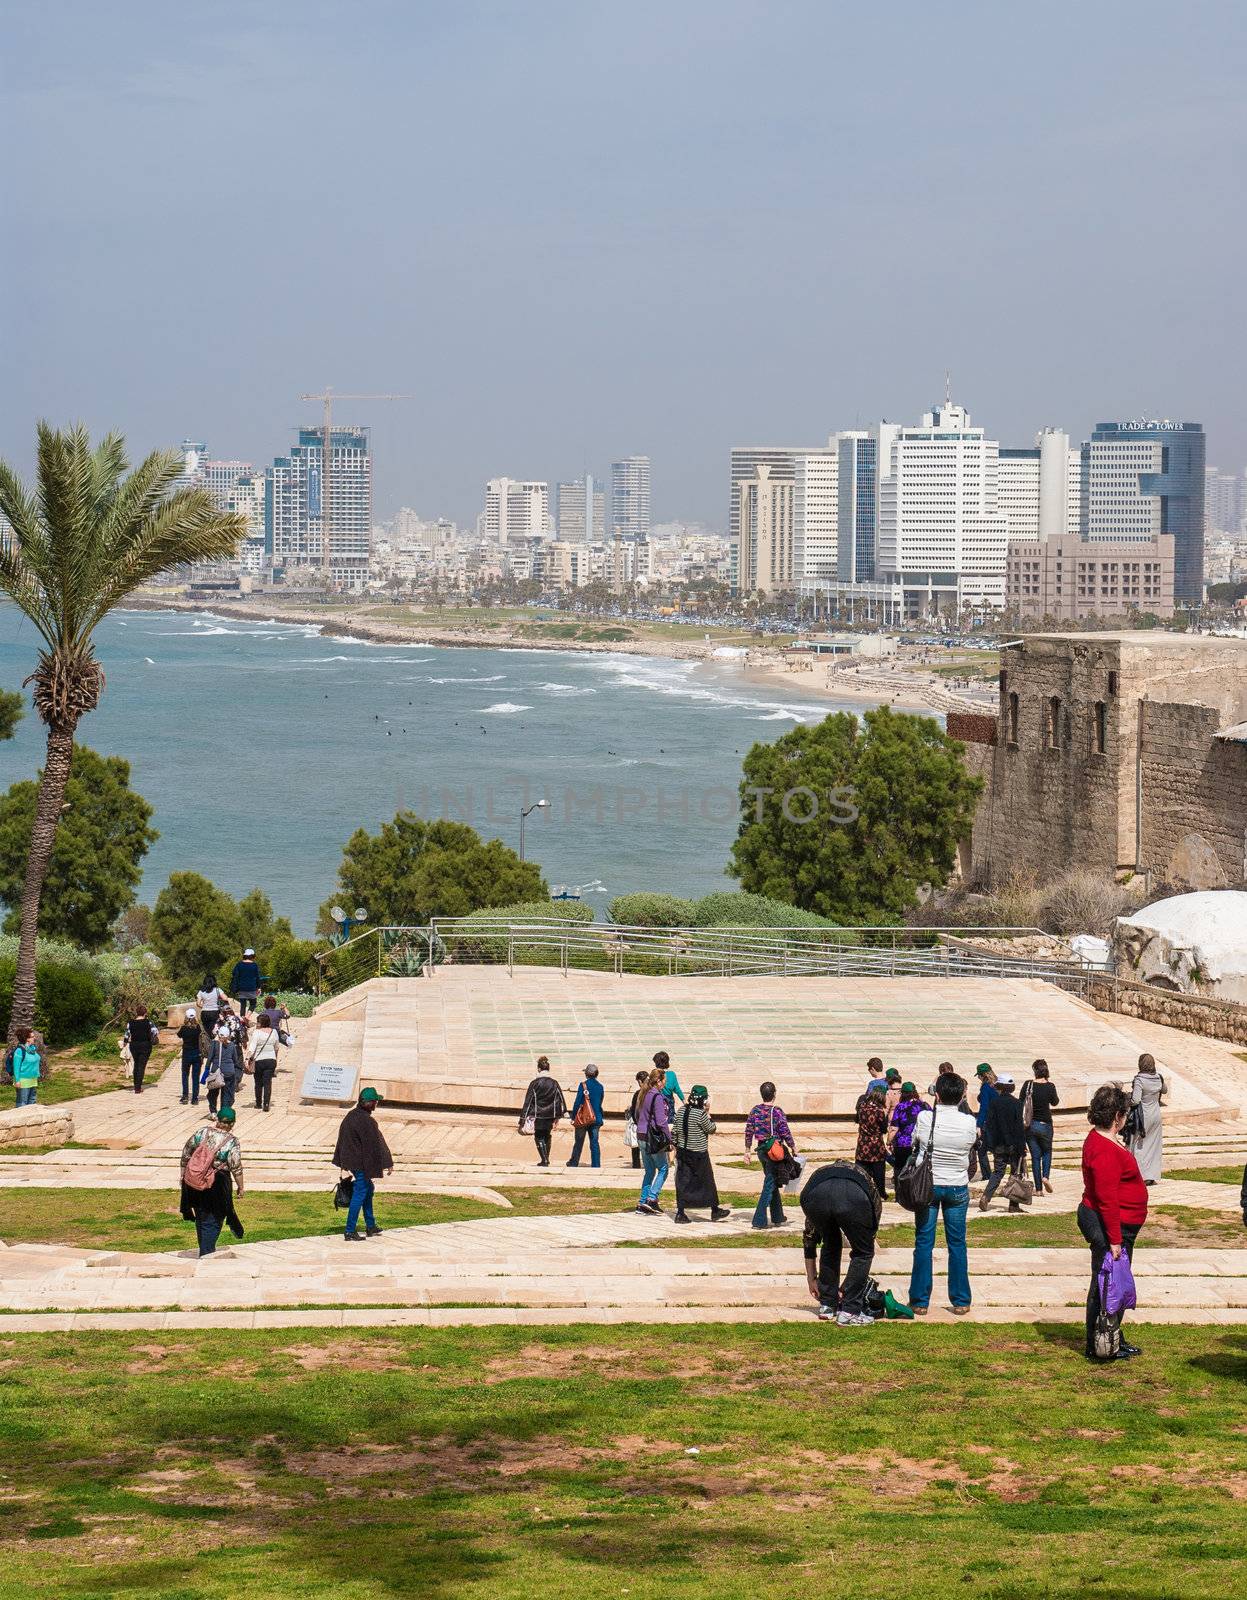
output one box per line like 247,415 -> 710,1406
895,1107 -> 936,1213
999,1152 -> 1035,1204
757,1105 -> 790,1162
520,1115 -> 536,1136
333,1175 -> 354,1210
1100,1248 -> 1137,1318
573,1089 -> 596,1130
625,1115 -> 639,1150
1021,1080 -> 1034,1131
642,1091 -> 671,1156
204,1067 -> 226,1089
1121,1104 -> 1145,1144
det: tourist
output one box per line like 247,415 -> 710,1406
655,1050 -> 684,1118
854,1082 -> 890,1201
247,1013 -> 284,1113
887,1081 -> 927,1172
973,1063 -> 997,1183
1129,1053 -> 1166,1185
745,1081 -> 796,1230
124,1005 -> 159,1095
1023,1059 -> 1059,1196
1079,1083 -> 1148,1361
519,1055 -> 567,1167
883,1067 -> 903,1117
179,1105 -> 244,1257
800,1158 -> 884,1325
908,1072 -> 978,1316
177,1006 -> 202,1107
865,1056 -> 888,1093
567,1063 -> 605,1168
978,1074 -> 1028,1212
230,947 -> 262,1017
635,1066 -> 672,1214
203,1023 -> 241,1116
196,974 -> 225,1046
627,1069 -> 648,1169
332,1087 -> 393,1241
260,994 -> 292,1043
672,1085 -> 731,1224
7,1026 -> 43,1107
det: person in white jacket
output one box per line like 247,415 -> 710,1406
907,1072 -> 979,1316
247,1019 -> 284,1112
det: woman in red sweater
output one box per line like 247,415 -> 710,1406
1079,1083 -> 1149,1362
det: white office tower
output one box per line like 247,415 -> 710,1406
556,475 -> 605,543
997,428 -> 1074,542
736,463 -> 795,594
792,449 -> 839,581
228,473 -> 267,572
483,478 -> 549,543
875,401 -> 1008,611
610,456 -> 651,540
729,447 -> 805,590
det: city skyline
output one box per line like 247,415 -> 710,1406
6,1 -> 1246,529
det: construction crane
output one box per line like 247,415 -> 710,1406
299,389 -> 412,584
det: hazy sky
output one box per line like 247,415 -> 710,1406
5,0 -> 1246,528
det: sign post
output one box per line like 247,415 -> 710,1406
300,1061 -> 359,1103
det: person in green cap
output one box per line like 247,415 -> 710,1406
179,1106 -> 244,1257
333,1088 -> 393,1241
886,1081 -> 929,1172
672,1085 -> 732,1224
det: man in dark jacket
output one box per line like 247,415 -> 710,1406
333,1087 -> 394,1240
800,1160 -> 884,1325
230,949 -> 262,1016
979,1074 -> 1028,1212
519,1056 -> 566,1167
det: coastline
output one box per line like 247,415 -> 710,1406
127,593 -> 990,714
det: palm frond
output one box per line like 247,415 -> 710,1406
84,486 -> 246,631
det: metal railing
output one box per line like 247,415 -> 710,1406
313,919 -> 1113,1000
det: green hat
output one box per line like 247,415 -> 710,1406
360,1087 -> 384,1104
900,1081 -> 916,1095
690,1084 -> 708,1099
885,1068 -> 901,1082
216,1105 -> 236,1125
975,1063 -> 992,1076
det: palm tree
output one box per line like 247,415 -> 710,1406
0,424 -> 245,1036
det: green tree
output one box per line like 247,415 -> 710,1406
318,814 -> 546,933
149,872 -> 241,992
0,745 -> 157,951
0,689 -> 22,742
728,707 -> 982,921
0,424 -> 243,1035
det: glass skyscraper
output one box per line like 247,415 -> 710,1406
1088,421 -> 1205,605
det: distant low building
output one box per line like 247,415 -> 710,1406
1006,534 -> 1175,621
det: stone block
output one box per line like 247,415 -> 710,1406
0,1104 -> 74,1149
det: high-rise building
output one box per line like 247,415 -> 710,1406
835,432 -> 880,582
228,473 -> 268,572
875,401 -> 1008,611
1206,466 -> 1244,538
556,475 -> 605,543
736,463 -> 795,594
482,478 -> 549,543
996,429 -> 1076,542
729,447 -> 806,591
268,426 -> 373,587
610,456 -> 650,540
1086,421 -> 1205,604
792,449 -> 839,582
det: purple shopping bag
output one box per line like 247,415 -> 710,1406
1099,1250 -> 1137,1318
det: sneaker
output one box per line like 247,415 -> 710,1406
1043,1180 -> 1053,1194
710,1207 -> 731,1222
816,1303 -> 837,1321
179,1096 -> 188,1106
1118,1341 -> 1143,1357
773,1213 -> 788,1226
366,1227 -> 383,1237
344,1231 -> 365,1241
638,1201 -> 660,1215
751,1222 -> 770,1231
673,1210 -> 691,1224
836,1310 -> 875,1327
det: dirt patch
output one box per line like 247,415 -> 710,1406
123,1343 -> 194,1375
281,1342 -> 408,1374
479,1344 -> 720,1384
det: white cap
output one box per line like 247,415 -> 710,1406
243,948 -> 255,957
995,1073 -> 1014,1087
185,1006 -> 196,1019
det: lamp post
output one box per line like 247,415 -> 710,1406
519,799 -> 548,862
330,905 -> 369,945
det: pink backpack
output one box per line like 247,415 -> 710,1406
184,1131 -> 228,1191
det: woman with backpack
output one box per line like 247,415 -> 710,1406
179,1105 -> 244,1257
7,1026 -> 43,1107
247,1016 -> 284,1113
672,1085 -> 731,1224
1080,1083 -> 1148,1362
635,1066 -> 672,1215
124,1005 -> 160,1094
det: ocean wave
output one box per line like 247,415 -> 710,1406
751,709 -> 813,722
479,702 -> 532,715
538,682 -> 597,696
425,673 -> 507,685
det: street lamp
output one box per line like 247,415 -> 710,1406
331,905 -> 369,944
519,798 -> 548,862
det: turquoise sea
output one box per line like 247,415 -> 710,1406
0,606 -> 874,933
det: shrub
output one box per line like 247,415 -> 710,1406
110,961 -> 173,1024
0,958 -> 107,1047
608,893 -> 697,928
449,898 -> 594,963
691,892 -> 839,929
262,935 -> 321,993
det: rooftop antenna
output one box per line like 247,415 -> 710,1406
944,369 -> 952,405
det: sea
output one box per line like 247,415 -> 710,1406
0,606 -> 883,933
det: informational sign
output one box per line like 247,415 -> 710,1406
300,1061 -> 358,1102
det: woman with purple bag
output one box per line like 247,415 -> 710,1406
1079,1084 -> 1149,1363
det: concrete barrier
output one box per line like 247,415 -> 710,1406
0,1104 -> 74,1149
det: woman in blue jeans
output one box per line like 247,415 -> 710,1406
1023,1059 -> 1059,1196
635,1067 -> 671,1214
908,1072 -> 980,1314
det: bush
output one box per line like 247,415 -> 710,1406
608,893 -> 697,928
262,935 -> 321,992
110,960 -> 173,1024
0,958 -> 107,1047
916,869 -> 1147,939
449,898 -> 594,963
691,892 -> 839,929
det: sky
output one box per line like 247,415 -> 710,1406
4,0 -> 1246,529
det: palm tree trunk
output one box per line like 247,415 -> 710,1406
8,723 -> 76,1039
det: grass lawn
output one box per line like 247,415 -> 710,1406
0,1324 -> 1243,1598
0,1186 -> 764,1254
1166,1165 -> 1245,1186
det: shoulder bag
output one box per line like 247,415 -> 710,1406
1021,1080 -> 1034,1131
758,1106 -> 790,1162
573,1087 -> 597,1129
999,1150 -> 1036,1205
644,1091 -> 671,1156
895,1107 -> 936,1212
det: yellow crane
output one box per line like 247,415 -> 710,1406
299,388 -> 412,584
